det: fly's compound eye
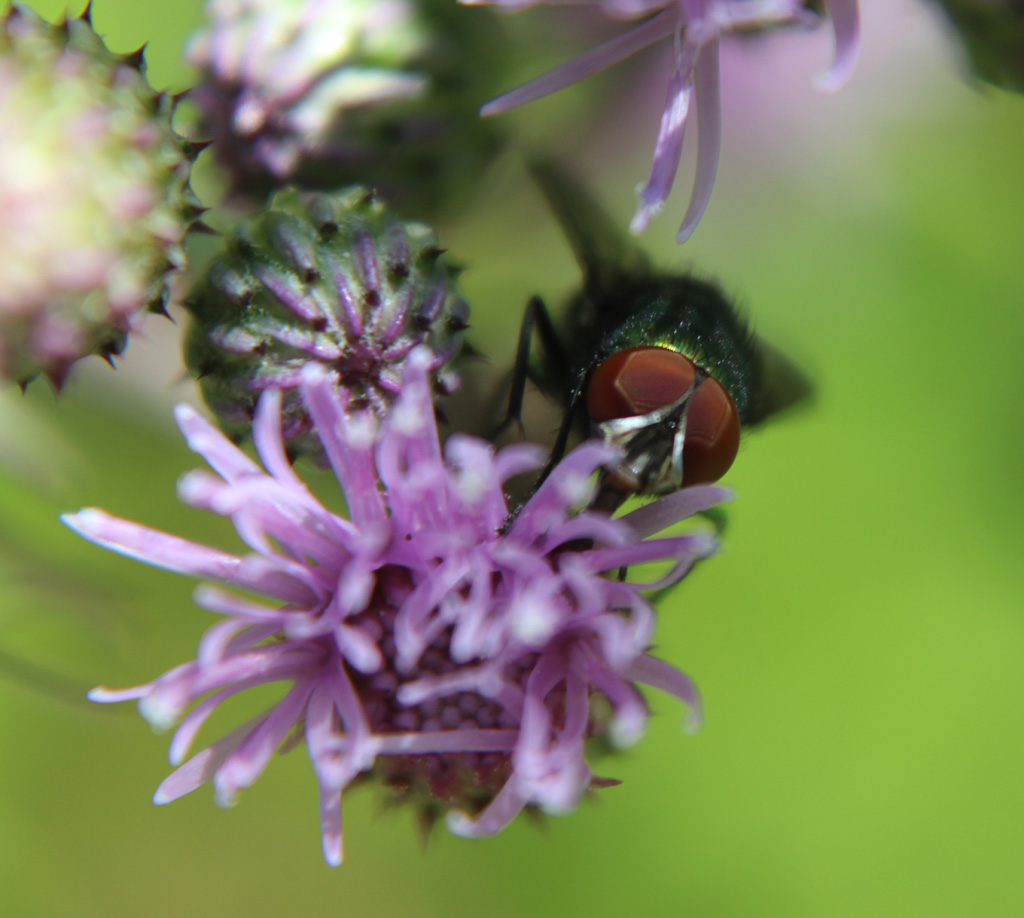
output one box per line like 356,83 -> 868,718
587,346 -> 694,422
683,372 -> 740,485
586,345 -> 741,486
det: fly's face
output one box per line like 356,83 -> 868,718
563,272 -> 758,500
585,344 -> 742,496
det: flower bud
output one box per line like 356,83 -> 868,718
186,186 -> 469,458
0,5 -> 204,388
187,0 -> 505,216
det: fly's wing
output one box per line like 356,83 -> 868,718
528,158 -> 650,297
745,339 -> 815,426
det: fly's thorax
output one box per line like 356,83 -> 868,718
585,274 -> 762,426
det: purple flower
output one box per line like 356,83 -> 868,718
63,347 -> 728,865
464,0 -> 861,242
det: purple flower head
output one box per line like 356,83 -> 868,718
63,346 -> 729,865
464,0 -> 860,242
186,0 -> 504,213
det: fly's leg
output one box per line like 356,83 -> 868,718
490,295 -> 568,442
538,368 -> 586,478
499,366 -> 588,533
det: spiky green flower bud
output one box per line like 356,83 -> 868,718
185,186 -> 469,458
0,5 -> 204,388
186,0 -> 505,216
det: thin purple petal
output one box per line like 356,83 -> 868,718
154,718 -> 260,804
620,483 -> 732,537
481,8 -> 677,115
318,786 -> 344,867
624,652 -> 703,732
631,39 -> 695,235
173,403 -> 261,483
446,779 -> 528,838
816,0 -> 860,92
374,729 -> 519,755
674,36 -> 721,243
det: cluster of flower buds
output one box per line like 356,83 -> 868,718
23,0 -> 1004,869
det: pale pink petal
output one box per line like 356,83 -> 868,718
61,509 -> 314,604
625,652 -> 703,732
674,36 -> 722,243
816,0 -> 861,92
481,8 -> 677,115
620,483 -> 732,537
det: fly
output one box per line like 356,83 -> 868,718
498,161 -> 810,512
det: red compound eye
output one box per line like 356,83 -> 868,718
682,373 -> 740,485
586,345 -> 740,486
587,346 -> 696,422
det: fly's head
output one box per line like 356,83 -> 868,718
586,345 -> 740,497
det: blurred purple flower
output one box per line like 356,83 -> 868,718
464,0 -> 860,242
64,346 -> 728,865
185,0 -> 504,213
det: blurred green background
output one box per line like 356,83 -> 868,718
2,1 -> 1023,915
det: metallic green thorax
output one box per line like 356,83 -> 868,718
186,187 -> 468,458
563,272 -> 764,424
